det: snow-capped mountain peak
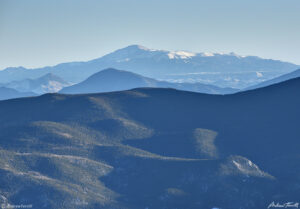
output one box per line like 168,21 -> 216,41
135,45 -> 158,52
122,44 -> 159,52
120,45 -> 248,59
1,45 -> 298,89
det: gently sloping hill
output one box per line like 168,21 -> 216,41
60,68 -> 238,95
0,78 -> 299,208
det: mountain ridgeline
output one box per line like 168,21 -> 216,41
0,77 -> 299,209
1,45 -> 298,88
0,87 -> 36,100
60,68 -> 238,95
2,73 -> 70,94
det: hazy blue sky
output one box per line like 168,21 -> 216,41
0,0 -> 299,69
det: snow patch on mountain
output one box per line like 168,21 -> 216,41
201,52 -> 215,57
220,155 -> 274,179
136,45 -> 158,52
168,51 -> 196,59
117,58 -> 131,63
256,72 -> 263,77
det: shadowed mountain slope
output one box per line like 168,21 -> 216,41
0,78 -> 299,208
60,68 -> 238,95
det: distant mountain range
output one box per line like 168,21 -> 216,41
60,68 -> 238,95
0,77 -> 299,208
0,87 -> 36,100
1,73 -> 70,94
1,45 -> 298,88
245,68 -> 300,90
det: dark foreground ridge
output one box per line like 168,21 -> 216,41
0,77 -> 299,209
